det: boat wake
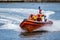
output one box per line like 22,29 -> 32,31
0,8 -> 60,32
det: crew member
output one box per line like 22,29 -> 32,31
37,6 -> 46,21
28,14 -> 34,21
33,14 -> 37,21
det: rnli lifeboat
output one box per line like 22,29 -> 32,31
20,19 -> 53,32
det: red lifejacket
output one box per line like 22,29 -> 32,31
37,14 -> 44,21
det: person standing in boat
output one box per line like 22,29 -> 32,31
37,6 -> 47,22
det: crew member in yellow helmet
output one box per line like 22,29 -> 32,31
33,14 -> 37,21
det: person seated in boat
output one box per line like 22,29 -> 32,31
33,14 -> 37,21
28,14 -> 37,21
44,15 -> 47,22
28,14 -> 34,21
37,6 -> 46,22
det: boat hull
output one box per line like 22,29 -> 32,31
20,19 -> 53,32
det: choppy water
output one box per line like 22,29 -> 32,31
0,3 -> 60,40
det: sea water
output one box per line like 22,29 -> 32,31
0,3 -> 60,40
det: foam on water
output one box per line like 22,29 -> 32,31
42,20 -> 60,31
0,8 -> 60,32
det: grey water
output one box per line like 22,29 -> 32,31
0,3 -> 60,40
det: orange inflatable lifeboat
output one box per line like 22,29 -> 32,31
20,19 -> 53,32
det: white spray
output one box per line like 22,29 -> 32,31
0,8 -> 60,32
